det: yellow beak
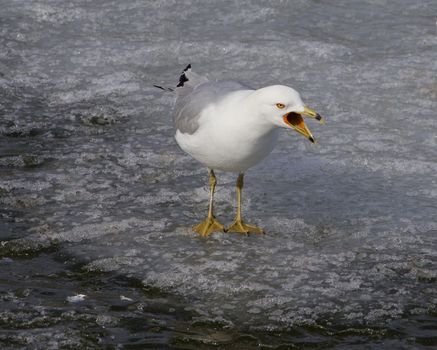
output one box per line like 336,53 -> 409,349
282,106 -> 324,143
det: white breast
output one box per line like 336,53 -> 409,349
175,91 -> 279,172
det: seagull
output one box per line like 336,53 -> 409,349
155,65 -> 324,237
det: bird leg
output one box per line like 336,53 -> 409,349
227,173 -> 264,234
193,169 -> 225,237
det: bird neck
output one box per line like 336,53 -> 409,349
242,91 -> 277,133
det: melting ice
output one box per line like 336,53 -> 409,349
1,0 -> 437,337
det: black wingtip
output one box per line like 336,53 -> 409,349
183,63 -> 191,72
177,64 -> 191,88
153,84 -> 174,92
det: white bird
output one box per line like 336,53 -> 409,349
156,65 -> 324,237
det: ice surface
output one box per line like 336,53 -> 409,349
66,294 -> 87,303
1,0 -> 437,345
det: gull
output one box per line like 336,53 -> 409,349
155,65 -> 324,236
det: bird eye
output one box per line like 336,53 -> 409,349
276,103 -> 285,109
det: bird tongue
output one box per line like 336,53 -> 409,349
285,112 -> 305,128
284,112 -> 315,143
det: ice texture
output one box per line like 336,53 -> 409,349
1,0 -> 437,341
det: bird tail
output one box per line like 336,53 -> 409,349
175,64 -> 208,96
152,84 -> 174,92
176,63 -> 192,87
153,64 -> 208,94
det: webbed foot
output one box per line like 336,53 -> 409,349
193,216 -> 225,237
226,218 -> 264,234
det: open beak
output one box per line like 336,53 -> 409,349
282,106 -> 324,143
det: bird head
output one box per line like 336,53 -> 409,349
250,85 -> 324,143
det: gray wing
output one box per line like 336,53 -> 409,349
173,78 -> 253,134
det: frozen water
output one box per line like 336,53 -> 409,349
66,294 -> 87,303
1,0 -> 437,347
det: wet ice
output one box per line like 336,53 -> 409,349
1,0 -> 437,345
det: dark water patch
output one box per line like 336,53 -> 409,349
0,154 -> 47,169
0,236 -> 58,259
2,127 -> 44,138
0,245 -> 436,349
49,127 -> 72,139
69,104 -> 129,127
0,254 -> 179,349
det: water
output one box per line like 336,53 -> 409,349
1,0 -> 437,348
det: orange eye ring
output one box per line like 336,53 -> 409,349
276,103 -> 285,109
